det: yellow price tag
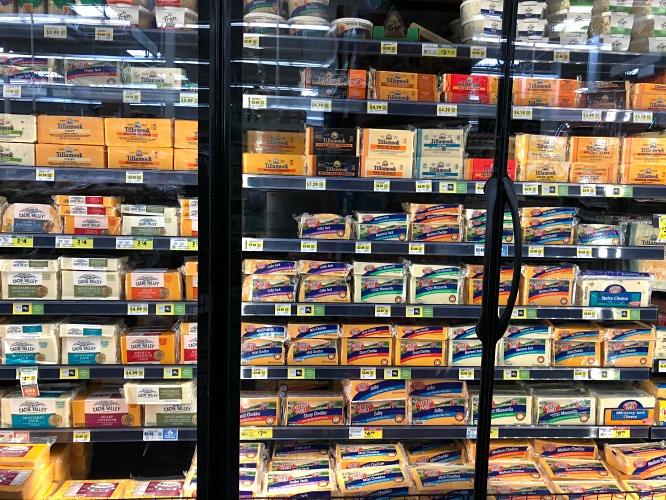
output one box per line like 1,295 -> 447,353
373,180 -> 390,192
131,238 -> 153,250
437,104 -> 457,117
349,427 -> 383,439
355,242 -> 371,254
125,171 -> 143,184
274,305 -> 291,316
380,41 -> 397,54
35,168 -> 54,182
243,239 -> 264,251
582,110 -> 602,122
73,431 -> 90,443
512,107 -> 533,120
660,360 -> 666,373
363,428 -> 382,439
13,304 -> 34,315
573,369 -> 589,380
360,368 -> 376,379
374,306 -> 391,317
367,102 -> 388,114
581,185 -> 596,196
240,428 -> 273,440
582,309 -> 598,320
634,111 -> 653,123
471,46 -> 487,58
489,428 -> 499,439
577,247 -> 593,258
124,367 -> 145,379
310,99 -> 332,112
458,369 -> 475,380
243,34 -> 260,48
247,96 -> 267,110
11,236 -> 33,248
179,93 -> 198,105
94,27 -> 113,41
553,50 -> 570,62
300,241 -> 317,253
415,181 -> 432,193
305,178 -> 326,190
659,216 -> 666,240
123,90 -> 141,104
250,368 -> 267,379
528,246 -> 544,258
127,303 -> 149,315
408,243 -> 424,255
613,428 -> 631,438
44,25 -> 66,38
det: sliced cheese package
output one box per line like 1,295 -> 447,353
296,213 -> 352,239
575,271 -> 653,307
352,261 -> 406,304
604,442 -> 666,477
1,203 -> 62,234
348,399 -> 407,425
284,391 -> 344,426
239,392 -> 279,426
123,380 -> 195,405
72,387 -> 141,428
335,443 -> 406,469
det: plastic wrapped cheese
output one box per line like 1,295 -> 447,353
72,387 -> 141,428
352,261 -> 406,304
123,380 -> 196,405
531,388 -> 595,425
348,400 -> 406,425
122,480 -> 185,499
0,114 -> 36,143
1,203 -> 62,234
595,389 -> 655,425
51,480 -> 129,499
354,212 -> 408,241
575,271 -> 653,307
143,404 -> 196,427
296,213 -> 352,239
264,469 -> 334,498
605,442 -> 666,477
1,385 -> 80,428
0,142 -> 35,167
520,265 -> 577,306
409,465 -> 474,494
408,264 -> 463,305
576,224 -> 624,245
336,443 -> 406,469
0,258 -> 61,300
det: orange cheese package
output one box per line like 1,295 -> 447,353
107,147 -> 173,170
410,395 -> 467,425
72,387 -> 141,428
242,153 -> 311,176
486,461 -> 545,483
631,94 -> 666,110
360,157 -> 414,178
513,93 -> 577,107
520,161 -> 570,183
125,269 -> 182,301
37,116 -> 105,145
242,259 -> 297,276
372,70 -> 438,91
520,265 -> 576,306
621,164 -> 666,185
442,74 -> 491,93
174,120 -> 198,149
344,380 -> 407,401
286,338 -> 338,365
242,275 -> 297,302
287,322 -> 340,339
51,479 -> 129,499
622,137 -> 666,166
570,163 -> 617,184
553,340 -> 601,367
174,148 -> 198,171
337,465 -> 410,497
284,391 -> 344,425
104,118 -> 173,147
180,217 -> 198,236
63,215 -> 121,236
553,482 -> 626,500
538,458 -> 615,482
122,479 -> 185,499
50,443 -> 71,481
465,264 -> 514,305
532,439 -> 598,459
246,130 -> 305,155
396,339 -> 446,366
53,195 -> 121,207
341,338 -> 393,366
0,443 -> 51,469
568,137 -> 621,164
0,465 -> 53,499
35,144 -> 107,168
466,440 -> 533,463
373,87 -> 437,102
622,480 -> 666,499
1,203 -> 63,234
183,259 -> 198,301
121,329 -> 178,365
513,77 -> 580,95
604,442 -> 666,477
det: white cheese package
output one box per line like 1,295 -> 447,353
531,387 -> 596,425
64,59 -> 121,86
354,212 -> 409,241
107,4 -> 154,28
408,264 -> 463,305
144,403 -> 197,427
59,256 -> 128,272
0,142 -> 35,167
1,333 -> 59,365
123,380 -> 196,405
0,318 -> 60,337
416,127 -> 470,158
353,261 -> 407,304
154,6 -> 199,28
59,318 -> 121,365
120,205 -> 179,217
499,322 -> 552,366
469,389 -> 534,425
0,258 -> 61,300
575,271 -> 654,307
0,114 -> 37,143
594,388 -> 655,426
121,215 -> 179,236
125,67 -> 185,89
60,256 -> 126,301
296,213 -> 353,239
576,224 -> 625,245
1,384 -> 81,428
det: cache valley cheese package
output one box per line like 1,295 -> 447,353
62,215 -> 122,236
123,380 -> 195,405
59,318 -> 122,365
1,203 -> 62,234
144,404 -> 196,427
1,333 -> 59,365
125,269 -> 183,301
61,256 -> 124,300
120,329 -> 177,365
1,384 -> 80,428
284,391 -> 344,426
72,387 -> 141,428
121,215 -> 179,236
0,257 -> 60,300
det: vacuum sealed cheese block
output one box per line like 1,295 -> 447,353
180,330 -> 197,364
37,116 -> 104,145
286,322 -> 339,340
570,162 -> 617,184
336,444 -> 405,469
359,128 -> 415,158
0,443 -> 50,469
183,259 -> 197,301
0,142 -> 35,167
287,338 -> 338,365
623,137 -> 666,166
554,340 -> 601,366
123,380 -> 195,405
553,323 -> 603,341
2,203 -> 62,234
64,59 -> 120,86
121,329 -> 177,364
0,318 -> 60,338
353,261 -> 406,304
63,214 -> 121,236
296,213 -> 352,239
577,224 -> 623,245
174,148 -> 197,171
298,274 -> 350,302
499,337 -> 550,367
532,389 -> 595,425
126,67 -> 184,89
469,390 -> 533,425
467,440 -> 532,463
121,204 -> 179,217
355,212 -> 408,241
449,338 -> 483,366
605,442 -> 666,477
538,458 -> 614,481
411,219 -> 462,242
342,323 -> 392,338
0,466 -> 50,500
487,462 -> 545,482
349,399 -> 407,425
104,118 -> 172,147
344,380 -> 407,401
487,484 -> 554,498
144,403 -> 196,427
410,396 -> 467,425
284,391 -> 344,426
174,120 -> 198,149
397,339 -> 446,366
532,439 -> 598,459
108,146 -> 172,170
595,389 -> 655,425
242,153 -> 311,176
341,338 -> 392,365
36,144 -> 107,169
247,130 -> 305,155
241,274 -> 297,302
465,265 -> 514,305
298,260 -> 350,277
241,338 -> 284,365
410,464 -> 473,494
403,442 -> 465,465
396,325 -> 446,340
521,161 -> 570,182
360,156 -> 414,178
272,441 -> 330,460
180,216 -> 198,236
55,196 -> 121,208
242,260 -> 297,275
553,482 -> 625,499
415,157 -> 465,180
568,137 -> 621,164
0,114 -> 36,143
61,334 -> 119,365
520,265 -> 576,306
122,480 -> 185,499
239,392 -> 279,426
125,269 -> 182,300
306,127 -> 356,156
263,469 -> 334,498
417,128 -> 466,158
1,334 -> 59,365
514,134 -> 569,164
1,385 -> 79,428
575,271 -> 653,307
622,480 -> 666,500
0,259 -> 60,300
72,388 -> 140,428
605,338 -> 654,367
51,480 -> 128,499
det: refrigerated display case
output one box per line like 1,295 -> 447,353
228,0 -> 666,497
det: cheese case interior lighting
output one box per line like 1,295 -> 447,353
226,0 -> 666,497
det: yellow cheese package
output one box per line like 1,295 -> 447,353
246,130 -> 306,154
349,399 -> 407,425
341,338 -> 393,366
287,338 -> 338,365
174,120 -> 198,149
242,259 -> 297,276
241,338 -> 285,365
487,483 -> 555,499
466,440 -> 532,462
553,340 -> 601,367
51,479 -> 129,499
125,269 -> 182,301
284,391 -> 344,425
605,338 -> 654,367
410,396 -> 467,425
410,465 -> 474,494
344,380 -> 407,402
107,147 -> 173,170
642,380 -> 666,399
174,148 -> 198,171
263,469 -> 334,498
568,136 -> 621,164
104,118 -> 173,147
337,465 -> 410,497
241,274 -> 297,302
465,264 -> 514,305
355,212 -> 409,241
240,391 -> 280,426
532,388 -> 595,425
2,202 -> 62,234
520,265 -> 576,306
298,274 -> 350,303
37,116 -> 105,145
553,482 -> 626,500
360,156 -> 414,178
553,323 -> 603,341
532,439 -> 598,459
513,77 -> 580,95
63,215 -> 121,236
621,163 -> 666,184
296,213 -> 352,239
514,134 -> 569,164
622,480 -> 666,499
0,114 -> 36,143
50,443 -> 71,481
632,93 -> 666,110
396,339 -> 446,366
469,389 -> 533,426
0,443 -> 51,469
242,153 -> 311,176
396,325 -> 446,340
623,137 -> 666,166
122,480 -> 184,499
604,442 -> 666,477
183,259 -> 198,301
519,161 -> 570,182
298,260 -> 350,277
359,128 -> 416,158
538,458 -> 614,482
342,323 -> 393,338
403,442 -> 466,465
595,389 -> 655,426
487,461 -> 545,483
287,323 -> 339,340
577,224 -> 623,245
336,443 -> 406,469
570,162 -> 617,184
0,466 -> 52,499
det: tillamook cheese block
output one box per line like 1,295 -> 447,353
107,147 -> 173,170
144,403 -> 196,427
242,153 -> 311,176
0,142 -> 35,166
121,329 -> 177,364
360,157 -> 413,178
246,130 -> 305,155
174,120 -> 198,149
123,380 -> 195,405
72,388 -> 141,428
104,118 -> 173,147
125,269 -> 182,300
1,203 -> 62,234
284,391 -> 344,426
174,148 -> 197,171
0,318 -> 59,337
127,66 -> 184,88
0,258 -> 60,300
240,392 -> 279,426
37,116 -> 104,145
0,114 -> 36,143
568,136 -> 621,164
1,386 -> 79,428
514,134 -> 569,164
51,480 -> 129,499
359,128 -> 415,158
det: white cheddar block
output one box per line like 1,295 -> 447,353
123,381 -> 196,405
0,271 -> 60,300
0,142 -> 35,166
0,319 -> 60,338
1,388 -> 78,428
0,259 -> 59,272
1,335 -> 59,365
61,336 -> 119,365
120,205 -> 179,216
59,318 -> 123,338
449,338 -> 483,366
0,115 -> 37,143
127,67 -> 185,89
144,403 -> 197,427
61,270 -> 123,300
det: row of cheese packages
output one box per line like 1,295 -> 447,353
239,438 -> 666,498
0,256 -> 197,301
0,115 -> 197,147
241,380 -> 659,427
0,318 -> 197,366
0,198 -> 198,236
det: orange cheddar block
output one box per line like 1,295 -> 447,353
125,269 -> 183,301
174,120 -> 198,149
568,137 -> 621,164
631,83 -> 666,94
121,329 -> 178,365
512,93 -> 577,107
107,147 -> 173,170
37,116 -> 105,145
174,148 -> 198,171
63,215 -> 121,235
180,218 -> 198,236
570,163 -> 617,184
374,87 -> 437,102
373,71 -> 437,91
0,443 -> 50,469
242,153 -> 311,176
35,144 -> 106,168
513,78 -> 580,95
58,205 -> 120,216
184,259 -> 198,301
621,164 -> 666,185
104,118 -> 173,147
622,138 -> 666,166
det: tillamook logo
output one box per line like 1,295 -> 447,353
139,71 -> 166,84
377,134 -> 400,146
57,119 -> 82,130
56,147 -> 83,158
18,401 -> 47,413
92,400 -> 121,412
0,123 -> 14,132
70,340 -> 97,352
125,122 -> 150,134
127,150 -> 153,163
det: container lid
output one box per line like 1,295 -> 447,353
244,13 -> 286,22
331,17 -> 373,27
288,16 -> 331,26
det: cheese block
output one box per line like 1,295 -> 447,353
486,484 -> 554,498
374,85 -> 439,102
107,3 -> 153,28
604,442 -> 666,477
570,162 -> 617,184
107,147 -> 173,170
0,270 -> 60,300
622,480 -> 666,500
411,396 -> 467,425
538,458 -> 614,481
144,403 -> 196,427
120,205 -> 179,216
240,392 -> 279,426
335,444 -> 404,469
449,338 -> 483,366
126,67 -> 184,89
298,261 -> 349,277
241,323 -> 287,341
623,137 -> 666,165
513,77 -> 580,95
241,338 -> 284,365
521,161 -> 570,182
37,116 -> 105,145
532,439 -> 598,459
595,389 -> 655,425
1,387 -> 79,428
568,137 -> 621,164
348,399 -> 407,425
72,388 -> 141,428
396,325 -> 446,340
408,380 -> 466,398
410,465 -> 474,493
0,318 -> 60,337
0,443 -> 50,469
64,59 -> 121,86
104,118 -> 173,147
486,461 -> 545,482
553,482 -> 626,500
520,265 -> 576,306
466,440 -> 532,463
465,265 -> 514,305
553,340 -> 601,366
242,153 -> 311,175
403,442 -> 466,465
0,114 -> 36,143
342,323 -> 392,338
341,338 -> 393,365
297,213 -> 352,239
360,156 -> 414,178
415,157 -> 465,180
575,271 -> 652,307
355,212 -> 408,241
446,323 -> 477,340
605,339 -> 654,367
264,469 -> 334,498
416,128 -> 466,157
242,275 -> 297,302
469,390 -> 533,425
61,335 -> 119,365
553,323 -> 603,341
183,259 -> 197,301
287,338 -> 338,365
242,260 -> 297,275
174,148 -> 197,171
174,120 -> 198,149
514,134 -> 569,163
408,265 -> 462,305
122,480 -> 184,499
298,275 -> 350,302
396,339 -> 446,366
0,142 -> 35,166
344,380 -> 407,402
352,262 -> 406,304
246,130 -> 305,155
1,203 -> 62,234
50,480 -> 128,499
125,270 -> 182,300
59,257 -> 127,272
123,380 -> 195,405
54,195 -> 121,208
120,330 -> 177,364
239,442 -> 263,468
532,389 -> 595,425
1,334 -> 59,365
63,216 -> 121,236
272,442 -> 330,460
359,128 -> 415,158
0,467 -> 48,500
499,337 -> 550,367
284,391 -> 344,426
180,217 -> 198,236
577,224 -> 623,245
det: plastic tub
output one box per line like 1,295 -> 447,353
243,0 -> 279,15
244,12 -> 286,33
288,16 -> 331,36
287,0 -> 329,19
461,0 -> 503,22
462,14 -> 502,39
331,17 -> 373,38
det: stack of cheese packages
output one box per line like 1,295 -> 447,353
0,441 -> 64,499
0,114 -> 36,168
1,383 -> 82,430
414,126 -> 468,180
174,118 -> 199,171
515,133 -> 569,183
622,135 -> 666,184
179,197 -> 198,237
358,127 -> 415,178
123,379 -> 197,428
120,203 -> 179,237
589,0 -> 635,51
630,2 -> 666,53
464,209 -> 514,244
440,74 -> 498,105
36,115 -> 106,170
54,195 -> 121,236
521,207 -> 577,245
629,219 -> 666,289
448,322 -> 483,367
176,320 -> 198,366
632,80 -> 666,111
71,385 -> 141,430
183,447 -> 197,498
0,318 -> 61,366
0,257 -> 60,300
514,77 -> 580,108
306,127 -> 359,177
545,0 -> 591,45
497,323 -> 552,368
60,256 -> 127,302
643,379 -> 666,426
368,69 -> 438,103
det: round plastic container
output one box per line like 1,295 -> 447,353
243,0 -> 279,15
244,13 -> 286,34
288,16 -> 332,36
461,0 -> 503,22
331,17 -> 373,38
287,0 -> 329,19
462,14 -> 502,39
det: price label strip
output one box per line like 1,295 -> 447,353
384,368 -> 411,380
380,41 -> 397,54
56,236 -> 94,249
553,50 -> 570,62
170,238 -> 198,251
374,180 -> 390,192
44,25 -> 66,38
240,427 -> 273,440
2,86 -> 21,98
471,46 -> 487,58
310,99 -> 332,112
305,178 -> 326,190
244,95 -> 267,110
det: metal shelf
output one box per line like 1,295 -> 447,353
242,176 -> 655,200
0,234 -> 198,252
241,303 -> 658,321
0,301 -> 197,316
651,427 -> 666,439
241,237 -> 663,260
0,166 -> 198,185
0,427 -> 196,443
241,366 -> 649,381
2,365 -> 195,381
240,425 -> 651,441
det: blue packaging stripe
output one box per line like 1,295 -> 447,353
360,228 -> 407,241
351,407 -> 405,424
293,347 -> 337,361
304,285 -> 348,301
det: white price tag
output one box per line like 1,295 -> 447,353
415,181 -> 431,193
582,109 -> 602,122
125,171 -> 144,184
475,182 -> 485,194
474,245 -> 484,257
2,86 -> 21,98
274,305 -> 291,316
55,236 -> 73,249
310,99 -> 332,112
380,41 -> 397,54
143,429 -> 165,441
437,104 -> 457,117
122,90 -> 141,104
95,27 -> 113,41
633,111 -> 653,123
348,427 -> 365,439
373,180 -> 390,192
243,33 -> 260,48
35,168 -> 54,182
466,427 -> 478,439
123,367 -> 145,379
305,178 -> 326,190
355,242 -> 371,254
408,243 -> 425,255
19,368 -> 38,397
367,101 -> 388,114
300,241 -> 317,253
512,107 -> 533,120
243,238 -> 264,252
73,430 -> 90,443
598,427 -> 613,438
170,238 -> 189,251
44,25 -> 66,38
360,367 -> 376,380
115,237 -> 134,250
553,50 -> 570,62
374,306 -> 391,317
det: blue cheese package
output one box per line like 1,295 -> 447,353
575,271 -> 654,307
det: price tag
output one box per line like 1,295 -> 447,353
437,104 -> 457,117
122,90 -> 141,104
474,245 -> 484,257
355,242 -> 371,254
95,27 -> 113,41
582,309 -> 599,320
56,236 -> 94,249
598,427 -> 616,438
554,49 -> 570,62
408,243 -> 425,255
13,303 -> 43,315
613,428 -> 631,438
660,360 -> 666,373
458,369 -> 475,380
35,168 -> 54,182
249,368 -> 267,379
528,246 -> 544,258
300,241 -> 317,253
375,306 -> 391,317
242,33 -> 260,48
522,184 -> 539,195
19,368 -> 38,397
143,429 -> 166,441
633,111 -> 653,123
439,182 -> 456,194
605,185 -> 627,198
511,308 -> 537,320
406,306 -> 433,318
373,180 -> 390,192
422,44 -> 457,57
125,171 -> 144,184
384,368 -> 411,380
59,368 -> 89,380
590,369 -> 620,380
577,247 -> 593,258
360,367 -> 376,380
415,181 -> 432,193
287,368 -> 315,379
73,431 -> 90,443
274,305 -> 291,316
243,239 -> 264,252
5,236 -> 33,248
582,109 -> 602,122
124,367 -> 145,379
349,427 -> 383,439
581,185 -> 596,196
127,303 -> 149,315
296,305 -> 322,316
44,25 -> 66,38
170,238 -> 198,251
613,309 -> 634,321
503,370 -> 530,380
2,86 -> 21,98
380,41 -> 397,54
179,93 -> 198,105
247,96 -> 267,109
240,427 -> 273,440
466,428 -> 478,439
573,369 -> 589,380
471,46 -> 487,58
541,184 -> 559,196
489,428 -> 499,439
310,99 -> 332,112
156,303 -> 182,316
164,367 -> 192,379
367,101 -> 388,114
305,178 -> 326,190
512,107 -> 533,120
475,182 -> 485,194
116,237 -> 153,250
